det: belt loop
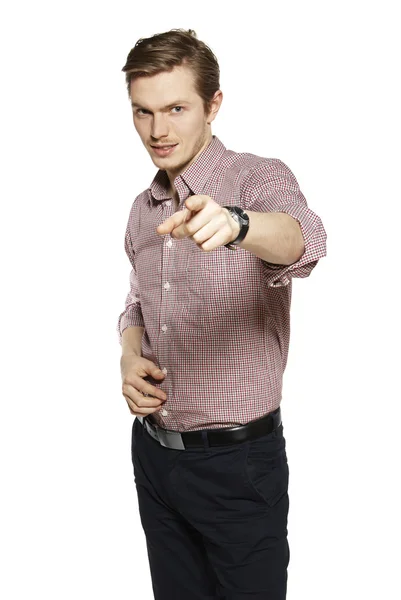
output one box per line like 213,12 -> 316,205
201,430 -> 210,450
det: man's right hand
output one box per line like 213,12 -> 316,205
120,353 -> 167,417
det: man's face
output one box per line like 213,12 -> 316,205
130,65 -> 220,183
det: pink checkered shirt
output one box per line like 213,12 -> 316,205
117,135 -> 326,431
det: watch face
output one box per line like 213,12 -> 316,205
233,207 -> 249,223
224,206 -> 249,246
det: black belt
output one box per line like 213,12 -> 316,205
137,407 -> 281,450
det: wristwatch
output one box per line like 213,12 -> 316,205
223,206 -> 250,250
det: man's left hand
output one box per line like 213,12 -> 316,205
156,195 -> 240,252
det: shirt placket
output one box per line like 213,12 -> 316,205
157,196 -> 181,417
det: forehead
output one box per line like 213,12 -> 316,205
130,65 -> 199,107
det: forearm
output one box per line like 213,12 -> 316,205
233,210 -> 305,265
121,326 -> 144,356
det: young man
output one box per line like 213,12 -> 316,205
117,29 -> 326,600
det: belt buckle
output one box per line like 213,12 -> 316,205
140,416 -> 186,450
156,427 -> 186,450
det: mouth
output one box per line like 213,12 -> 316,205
151,144 -> 178,157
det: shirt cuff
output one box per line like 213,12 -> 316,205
117,307 -> 145,345
260,203 -> 327,288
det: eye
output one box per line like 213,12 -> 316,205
136,109 -> 149,115
171,106 -> 183,113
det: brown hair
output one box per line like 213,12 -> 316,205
121,28 -> 220,115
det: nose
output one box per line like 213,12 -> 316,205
151,113 -> 169,140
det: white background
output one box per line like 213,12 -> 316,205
1,1 -> 400,598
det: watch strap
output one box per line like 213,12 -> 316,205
224,206 -> 249,250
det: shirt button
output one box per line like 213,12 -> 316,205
166,200 -> 172,207
164,282 -> 170,290
162,367 -> 168,375
161,324 -> 168,333
167,239 -> 173,248
161,408 -> 168,416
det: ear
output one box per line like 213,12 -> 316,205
207,90 -> 223,124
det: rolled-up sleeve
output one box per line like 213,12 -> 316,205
116,220 -> 145,345
243,159 -> 327,288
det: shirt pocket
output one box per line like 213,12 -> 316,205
182,247 -> 240,329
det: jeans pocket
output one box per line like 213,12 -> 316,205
242,428 -> 289,507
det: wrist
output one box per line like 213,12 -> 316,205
121,350 -> 140,357
223,208 -> 241,242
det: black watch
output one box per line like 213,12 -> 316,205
223,206 -> 250,250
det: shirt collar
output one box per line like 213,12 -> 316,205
148,135 -> 226,202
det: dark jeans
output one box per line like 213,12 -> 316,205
131,417 -> 290,600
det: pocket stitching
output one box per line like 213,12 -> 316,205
242,439 -> 288,507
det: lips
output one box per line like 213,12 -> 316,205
151,144 -> 178,157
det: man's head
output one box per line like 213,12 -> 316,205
122,29 -> 223,187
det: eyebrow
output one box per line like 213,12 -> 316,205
131,100 -> 190,110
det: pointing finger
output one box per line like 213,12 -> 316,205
156,207 -> 192,235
